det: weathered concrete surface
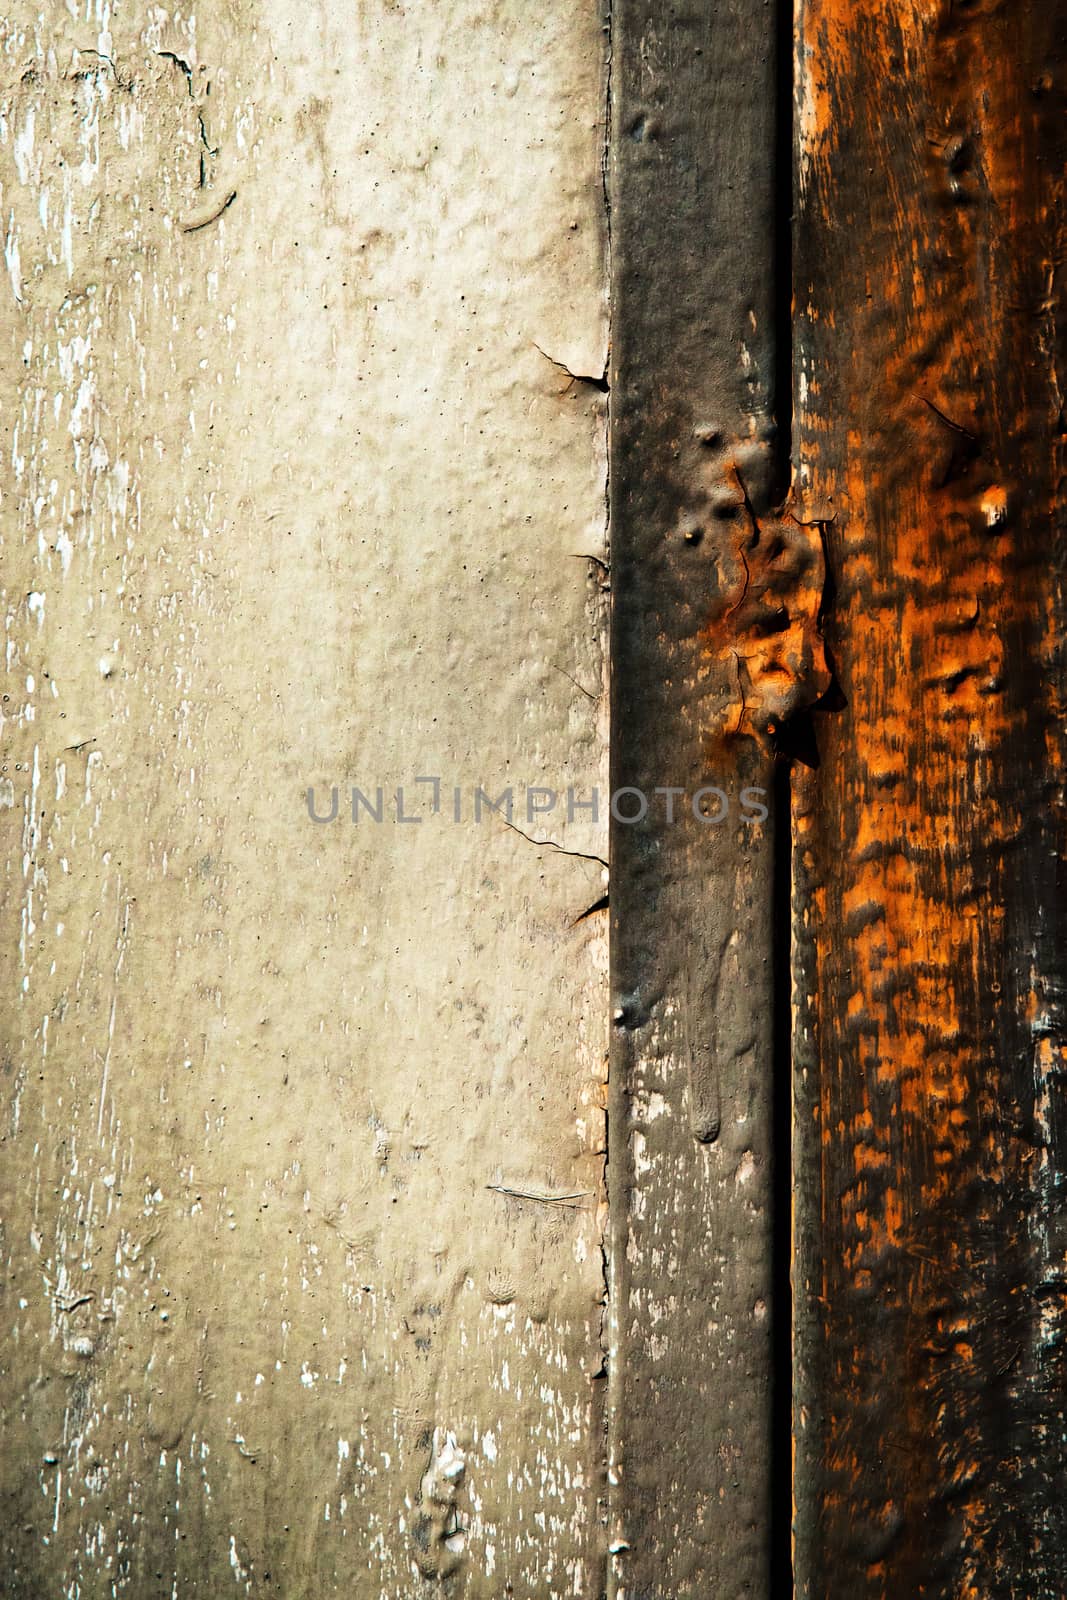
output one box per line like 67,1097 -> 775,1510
0,4 -> 609,1595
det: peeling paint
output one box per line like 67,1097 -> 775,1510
0,3 -> 609,1594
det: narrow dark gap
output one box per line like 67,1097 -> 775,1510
771,0 -> 797,1592
772,0 -> 795,512
772,756 -> 796,1598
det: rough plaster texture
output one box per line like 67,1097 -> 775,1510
0,4 -> 609,1594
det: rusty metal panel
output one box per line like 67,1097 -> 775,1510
607,2 -> 798,1592
0,5 -> 609,1595
791,0 -> 1067,1593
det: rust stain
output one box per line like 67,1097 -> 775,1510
697,438 -> 833,752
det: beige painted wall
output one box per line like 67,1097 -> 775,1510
1,4 -> 608,1593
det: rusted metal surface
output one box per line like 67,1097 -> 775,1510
3,0 -> 1064,1590
791,0 -> 1067,1593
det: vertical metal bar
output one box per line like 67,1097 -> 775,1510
607,3 -> 786,1590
